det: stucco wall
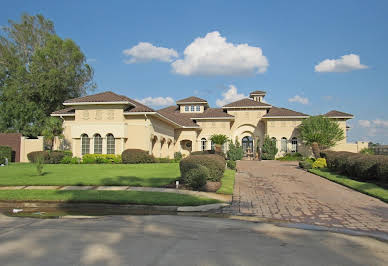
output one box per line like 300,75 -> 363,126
196,120 -> 232,150
149,116 -> 175,158
20,137 -> 44,162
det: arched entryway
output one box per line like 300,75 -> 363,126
242,136 -> 253,157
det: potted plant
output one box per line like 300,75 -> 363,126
210,134 -> 228,153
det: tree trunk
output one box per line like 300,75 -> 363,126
311,142 -> 320,158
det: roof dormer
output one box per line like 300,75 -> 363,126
176,96 -> 208,113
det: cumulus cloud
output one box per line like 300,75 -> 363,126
314,54 -> 368,72
288,95 -> 309,105
171,31 -> 268,76
358,120 -> 371,128
373,119 -> 388,127
359,119 -> 388,128
123,42 -> 178,63
137,96 -> 175,107
216,85 -> 248,107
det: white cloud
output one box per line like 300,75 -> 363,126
137,96 -> 175,107
171,31 -> 268,76
123,42 -> 178,63
288,95 -> 309,105
358,120 -> 371,128
314,54 -> 368,72
373,119 -> 388,128
216,85 -> 248,107
86,58 -> 97,63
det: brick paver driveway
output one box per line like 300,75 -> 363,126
228,160 -> 388,234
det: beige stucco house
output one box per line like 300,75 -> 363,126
51,90 -> 367,159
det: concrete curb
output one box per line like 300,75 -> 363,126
177,203 -> 230,212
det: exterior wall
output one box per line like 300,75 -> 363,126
149,116 -> 175,158
174,129 -> 198,157
0,133 -> 22,162
20,136 -> 44,162
330,141 -> 368,153
124,115 -> 151,153
196,120 -> 232,151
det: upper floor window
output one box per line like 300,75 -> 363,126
196,105 -> 201,112
190,105 -> 195,112
185,106 -> 189,112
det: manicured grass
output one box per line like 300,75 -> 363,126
217,169 -> 235,195
309,168 -> 388,203
0,163 -> 180,187
0,190 -> 220,206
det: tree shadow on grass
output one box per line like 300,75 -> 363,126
100,176 -> 179,187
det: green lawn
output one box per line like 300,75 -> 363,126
0,163 -> 180,187
309,168 -> 388,203
0,189 -> 220,206
217,169 -> 235,195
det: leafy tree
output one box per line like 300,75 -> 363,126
42,117 -> 64,150
261,136 -> 278,160
299,115 -> 344,158
0,13 -> 94,137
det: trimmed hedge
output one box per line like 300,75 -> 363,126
122,149 -> 155,164
191,150 -> 225,158
27,151 -> 50,163
182,165 -> 208,190
180,154 -> 226,182
0,146 -> 12,164
321,151 -> 388,184
82,154 -> 122,164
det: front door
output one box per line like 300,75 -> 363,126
242,136 -> 253,157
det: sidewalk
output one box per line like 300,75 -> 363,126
0,185 -> 231,202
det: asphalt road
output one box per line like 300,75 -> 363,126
0,214 -> 387,266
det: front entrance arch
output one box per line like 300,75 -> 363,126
242,136 -> 253,157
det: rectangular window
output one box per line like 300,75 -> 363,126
185,106 -> 189,112
190,105 -> 195,112
196,105 -> 201,111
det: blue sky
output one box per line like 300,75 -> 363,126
1,0 -> 388,143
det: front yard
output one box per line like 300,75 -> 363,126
0,163 -> 180,187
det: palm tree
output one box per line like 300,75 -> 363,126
42,117 -> 64,150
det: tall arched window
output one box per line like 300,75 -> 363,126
81,134 -> 90,155
201,138 -> 207,151
291,137 -> 298,152
94,134 -> 102,154
281,137 -> 287,152
107,134 -> 115,154
211,141 -> 215,151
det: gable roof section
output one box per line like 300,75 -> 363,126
190,108 -> 234,119
263,106 -> 309,118
157,106 -> 199,127
324,110 -> 353,118
176,96 -> 208,104
223,98 -> 272,108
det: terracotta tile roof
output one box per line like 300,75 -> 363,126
157,106 -> 199,127
324,110 -> 353,118
249,90 -> 266,95
191,108 -> 234,119
52,107 -> 75,115
263,106 -> 309,117
176,96 -> 208,103
63,91 -> 154,112
223,98 -> 272,108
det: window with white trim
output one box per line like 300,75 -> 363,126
196,105 -> 201,111
94,134 -> 102,154
211,141 -> 215,151
190,105 -> 195,112
291,137 -> 297,152
185,106 -> 189,112
107,134 -> 115,154
201,138 -> 207,151
281,137 -> 287,152
81,134 -> 90,155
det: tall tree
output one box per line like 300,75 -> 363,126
42,117 -> 64,150
299,115 -> 344,158
0,13 -> 94,136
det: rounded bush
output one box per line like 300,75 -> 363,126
299,160 -> 312,170
227,160 -> 236,170
27,151 -> 50,163
183,165 -> 208,190
312,158 -> 327,168
122,149 -> 155,164
48,151 -> 65,164
180,154 -> 225,182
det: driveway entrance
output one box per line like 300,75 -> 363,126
227,160 -> 388,233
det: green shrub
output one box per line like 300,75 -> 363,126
0,146 -> 12,164
227,160 -> 236,170
35,156 -> 44,176
48,151 -> 65,164
82,154 -> 122,164
27,151 -> 50,163
376,156 -> 388,183
312,158 -> 327,168
155,157 -> 173,163
262,136 -> 278,160
191,150 -> 225,158
174,152 -> 183,161
180,154 -> 225,182
70,157 -> 81,164
299,160 -> 312,170
227,140 -> 244,161
277,152 -> 303,161
60,156 -> 72,164
122,149 -> 155,164
182,165 -> 208,190
63,150 -> 73,157
360,148 -> 375,155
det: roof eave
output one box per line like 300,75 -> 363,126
262,116 -> 309,119
223,105 -> 272,109
63,101 -> 136,106
50,113 -> 75,117
190,117 -> 234,120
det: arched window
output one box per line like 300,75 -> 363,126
94,134 -> 102,154
211,141 -> 215,151
81,134 -> 90,155
201,138 -> 207,151
107,134 -> 115,154
281,137 -> 287,152
291,137 -> 298,152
